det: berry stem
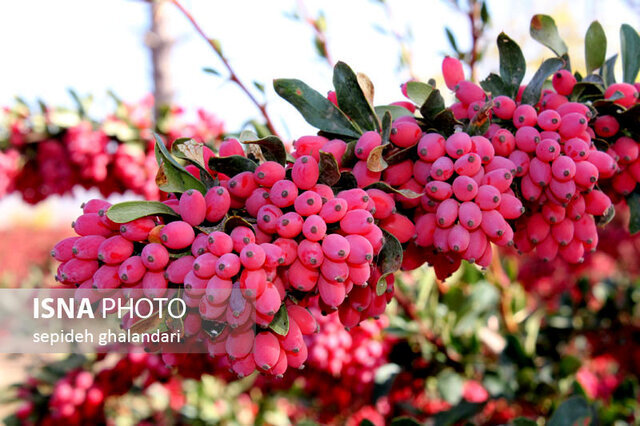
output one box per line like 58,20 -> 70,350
295,0 -> 334,67
170,0 -> 280,137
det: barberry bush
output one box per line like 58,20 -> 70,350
3,12 -> 640,425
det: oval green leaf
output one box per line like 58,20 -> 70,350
497,32 -> 526,97
530,15 -> 568,57
405,81 -> 433,107
333,61 -> 380,132
269,304 -> 289,336
376,230 -> 403,296
242,135 -> 288,165
620,24 -> 640,84
585,21 -> 607,74
106,201 -> 179,224
273,78 -> 361,138
208,155 -> 258,177
318,151 -> 341,186
521,57 -> 565,105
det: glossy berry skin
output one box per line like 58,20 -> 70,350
97,236 -> 134,265
292,156 -> 319,190
418,133 -> 445,162
205,186 -> 231,223
160,221 -> 195,250
340,209 -> 375,235
254,161 -> 286,187
445,133 -> 472,159
442,56 -> 465,90
270,180 -> 298,208
355,131 -> 382,160
141,243 -> 169,271
276,212 -> 304,238
302,215 -> 327,241
120,217 -> 156,242
72,235 -> 105,260
179,189 -> 206,226
380,213 -> 415,243
604,82 -> 638,108
297,239 -> 324,268
552,69 -> 577,95
219,139 -> 244,157
294,191 -> 323,216
207,231 -> 234,256
322,234 -> 351,261
390,121 -> 421,148
216,253 -> 241,279
228,171 -> 257,198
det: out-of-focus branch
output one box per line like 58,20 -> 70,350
148,0 -> 174,121
170,0 -> 280,137
295,0 -> 334,67
487,246 -> 518,333
445,0 -> 489,82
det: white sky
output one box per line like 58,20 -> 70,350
0,0 -> 637,224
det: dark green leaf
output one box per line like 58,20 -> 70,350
359,421 -> 375,426
530,15 -> 568,57
201,320 -> 226,340
548,396 -> 591,426
332,172 -> 358,193
570,81 -> 604,103
620,24 -> 640,83
521,58 -> 565,105
341,140 -> 358,169
512,418 -> 538,426
431,110 -> 460,136
208,155 -> 258,177
154,134 -> 207,194
620,104 -> 640,134
420,89 -> 446,120
627,192 -> 640,234
386,146 -> 418,166
596,204 -> 615,226
585,21 -> 607,74
274,78 -> 361,138
376,230 -> 402,295
107,201 -> 179,224
223,216 -> 254,234
365,182 -> 423,198
602,54 -> 618,86
480,1 -> 490,25
242,135 -> 288,165
171,138 -> 215,188
381,111 -> 393,144
373,363 -> 401,402
203,67 -> 221,76
253,81 -> 265,93
318,151 -> 341,186
269,304 -> 289,336
333,61 -> 380,132
390,417 -> 420,426
375,105 -> 413,121
480,73 -> 511,97
445,27 -> 460,54
433,401 -> 485,426
503,334 -> 534,367
405,81 -> 433,107
497,32 -> 526,96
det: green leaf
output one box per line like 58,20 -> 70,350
405,81 -> 433,107
627,192 -> 640,234
512,418 -> 538,426
480,73 -> 511,97
380,111 -> 393,145
521,58 -> 565,105
154,134 -> 207,194
620,24 -> 640,83
333,61 -> 380,132
171,138 -> 215,188
274,78 -> 361,138
242,135 -> 288,165
434,401 -> 485,426
208,155 -> 258,177
601,54 -> 618,86
359,421 -> 375,426
420,88 -> 446,120
106,201 -> 179,224
390,417 -> 420,426
333,172 -> 358,193
445,27 -> 460,54
365,182 -> 423,198
269,304 -> 289,336
436,369 -> 464,405
548,396 -> 591,426
497,32 -> 526,96
530,15 -> 568,57
318,151 -> 341,186
376,230 -> 402,296
375,105 -> 413,121
585,21 -> 607,74
203,67 -> 221,76
223,216 -> 254,234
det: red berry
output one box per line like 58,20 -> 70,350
118,255 -> 146,283
288,259 -> 320,291
417,133 -> 445,162
537,110 -> 561,131
379,213 -> 415,243
207,231 -> 233,256
97,236 -> 133,264
73,213 -> 112,237
512,104 -> 537,128
390,121 -> 421,148
141,243 -> 169,271
593,115 -> 620,138
355,131 -> 382,160
72,235 -> 105,260
216,253 -> 241,279
254,161 -> 286,187
165,255 -> 194,283
274,238 -> 298,266
475,185 -> 501,210
383,159 -> 413,186
293,135 -> 328,160
292,155 -> 320,190
458,201 -> 482,230
276,212 -> 304,238
552,69 -> 576,95
352,160 -> 381,187
179,189 -> 206,226
270,180 -> 298,208
294,190 -> 323,216
492,95 -> 516,119
230,226 -> 256,253
604,82 -> 638,108
442,56 -> 465,90
219,139 -> 244,157
436,198 -> 459,227
445,133 -> 472,159
298,239 -> 324,268
455,81 -> 485,105
322,234 -> 351,261
430,156 -> 454,181
340,209 -> 375,235
302,214 -> 327,241
205,186 -> 231,223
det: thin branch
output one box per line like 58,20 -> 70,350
380,1 -> 418,81
170,0 -> 280,137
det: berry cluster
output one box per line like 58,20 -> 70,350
0,96 -> 225,203
52,134 -> 399,378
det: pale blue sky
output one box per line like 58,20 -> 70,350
0,0 -> 637,223
1,0 -> 636,138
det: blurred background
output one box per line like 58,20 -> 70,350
0,0 -> 639,424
